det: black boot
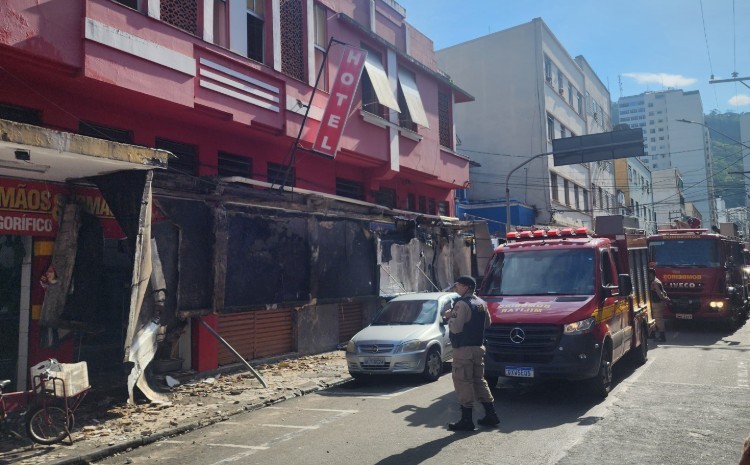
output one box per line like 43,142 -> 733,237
448,407 -> 476,431
477,402 -> 500,427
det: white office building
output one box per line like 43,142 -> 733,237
436,18 -> 615,231
617,90 -> 716,228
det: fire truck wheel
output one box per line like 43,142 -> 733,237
588,342 -> 613,398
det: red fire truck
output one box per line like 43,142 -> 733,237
478,216 -> 652,397
647,228 -> 749,329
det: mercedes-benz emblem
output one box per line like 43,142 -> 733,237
371,345 -> 379,353
509,327 -> 526,344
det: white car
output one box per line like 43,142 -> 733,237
345,292 -> 458,382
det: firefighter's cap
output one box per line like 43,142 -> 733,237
454,275 -> 476,289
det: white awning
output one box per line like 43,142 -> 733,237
363,53 -> 400,112
397,69 -> 429,128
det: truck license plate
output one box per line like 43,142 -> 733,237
675,313 -> 692,320
363,357 -> 385,366
505,366 -> 534,378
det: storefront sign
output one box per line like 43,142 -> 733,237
0,177 -> 124,238
313,45 -> 367,158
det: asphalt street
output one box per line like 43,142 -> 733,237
92,321 -> 750,465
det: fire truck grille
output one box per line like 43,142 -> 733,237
485,324 -> 562,364
668,297 -> 701,313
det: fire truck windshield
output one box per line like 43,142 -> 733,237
480,249 -> 595,296
649,238 -> 721,267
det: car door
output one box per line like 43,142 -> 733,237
600,249 -> 625,359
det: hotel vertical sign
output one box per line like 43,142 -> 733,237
313,46 -> 367,158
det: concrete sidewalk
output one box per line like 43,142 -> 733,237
0,351 -> 351,465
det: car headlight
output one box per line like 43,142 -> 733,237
709,301 -> 724,308
397,340 -> 425,353
346,340 -> 356,353
564,316 -> 595,334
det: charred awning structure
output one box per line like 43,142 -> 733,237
0,119 -> 169,400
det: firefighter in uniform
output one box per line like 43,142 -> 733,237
648,268 -> 670,342
443,275 -> 499,431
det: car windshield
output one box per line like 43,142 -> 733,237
372,299 -> 438,325
649,238 -> 720,267
480,248 -> 595,296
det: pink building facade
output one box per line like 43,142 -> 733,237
0,0 -> 473,388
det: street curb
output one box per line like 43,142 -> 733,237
45,377 -> 352,465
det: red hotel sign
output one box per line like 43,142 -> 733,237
0,177 -> 124,238
313,45 -> 367,158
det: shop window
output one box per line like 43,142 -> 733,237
406,193 -> 416,211
418,196 -> 426,213
280,0 -> 304,81
218,152 -> 252,177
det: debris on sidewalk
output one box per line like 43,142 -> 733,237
0,351 -> 349,465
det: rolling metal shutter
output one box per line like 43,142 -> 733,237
338,302 -> 364,343
217,308 -> 293,365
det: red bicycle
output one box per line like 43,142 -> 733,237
0,361 -> 89,445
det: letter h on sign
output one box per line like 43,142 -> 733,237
312,46 -> 367,158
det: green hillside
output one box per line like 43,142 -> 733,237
706,111 -> 745,209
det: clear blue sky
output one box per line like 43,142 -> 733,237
397,0 -> 749,114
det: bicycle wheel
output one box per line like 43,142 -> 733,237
26,405 -> 73,445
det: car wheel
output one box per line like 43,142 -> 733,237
422,347 -> 442,382
587,341 -> 612,398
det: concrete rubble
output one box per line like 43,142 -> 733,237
0,351 -> 350,465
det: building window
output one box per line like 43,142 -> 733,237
547,114 -> 555,141
161,0 -> 198,35
577,93 -> 583,115
280,0 -> 304,81
373,188 -> 396,208
418,196 -> 427,213
247,0 -> 265,63
564,179 -> 570,206
544,56 -> 552,83
428,198 -> 436,215
361,47 -> 388,118
598,187 -> 603,209
574,184 -> 580,210
397,71 -> 417,131
79,121 -> 133,144
0,102 -> 42,125
156,138 -> 197,175
568,83 -> 574,106
438,91 -> 452,148
438,201 -> 449,216
583,189 -> 589,213
313,3 -> 328,91
406,193 -> 416,211
218,152 -> 252,177
560,125 -> 567,138
335,178 -> 364,200
267,162 -> 295,186
551,173 -> 559,201
213,0 -> 228,47
113,0 -> 139,9
557,70 -> 564,92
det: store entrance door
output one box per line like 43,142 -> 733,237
0,236 -> 25,391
